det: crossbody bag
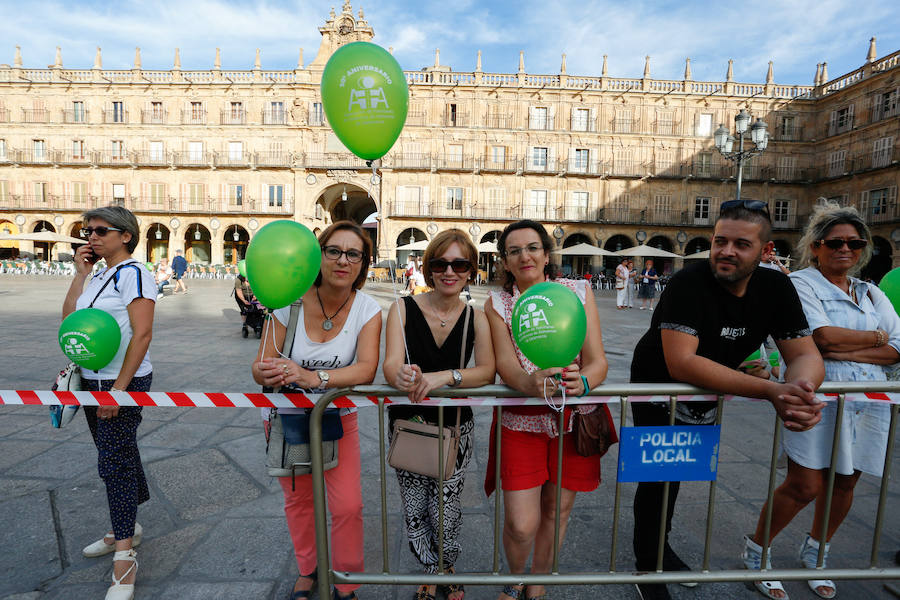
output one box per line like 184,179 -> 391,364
387,302 -> 471,479
264,300 -> 341,487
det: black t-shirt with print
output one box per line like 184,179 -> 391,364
630,260 -> 811,423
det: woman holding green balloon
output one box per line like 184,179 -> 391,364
251,220 -> 381,600
63,205 -> 156,600
483,220 -> 609,600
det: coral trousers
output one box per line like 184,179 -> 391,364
280,412 -> 363,593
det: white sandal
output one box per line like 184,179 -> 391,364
83,522 -> 143,558
105,549 -> 138,600
742,535 -> 790,600
799,534 -> 836,599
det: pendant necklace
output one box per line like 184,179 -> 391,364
317,287 -> 352,331
430,295 -> 457,328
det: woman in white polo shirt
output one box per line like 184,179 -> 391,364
63,205 -> 156,600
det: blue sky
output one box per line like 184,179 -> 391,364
1,0 -> 898,85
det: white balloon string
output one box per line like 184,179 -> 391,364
543,376 -> 566,413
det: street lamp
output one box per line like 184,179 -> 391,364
713,109 -> 768,201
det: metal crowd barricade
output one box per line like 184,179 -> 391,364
308,382 -> 900,597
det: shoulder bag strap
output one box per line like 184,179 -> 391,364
270,300 -> 302,404
87,260 -> 138,308
453,305 -> 472,432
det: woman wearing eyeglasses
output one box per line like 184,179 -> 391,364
484,220 -> 609,600
744,202 -> 900,600
64,206 -> 156,600
383,229 -> 495,600
252,220 -> 382,600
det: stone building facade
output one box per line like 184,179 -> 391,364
0,1 -> 898,279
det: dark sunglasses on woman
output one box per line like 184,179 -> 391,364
815,238 -> 868,250
429,258 -> 473,273
81,226 -> 122,237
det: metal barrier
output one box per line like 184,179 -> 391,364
308,382 -> 900,597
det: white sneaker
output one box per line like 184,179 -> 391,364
639,306 -> 645,310
156,293 -> 164,300
83,523 -> 143,558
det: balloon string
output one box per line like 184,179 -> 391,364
261,310 -> 289,360
543,376 -> 566,413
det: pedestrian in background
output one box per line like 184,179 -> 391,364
171,249 -> 188,294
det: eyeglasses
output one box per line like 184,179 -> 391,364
81,226 -> 122,237
719,199 -> 771,219
322,246 -> 364,263
815,238 -> 868,251
429,258 -> 473,274
505,243 -> 545,258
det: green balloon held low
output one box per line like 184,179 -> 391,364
237,259 -> 247,278
58,308 -> 121,370
511,282 -> 587,370
245,220 -> 321,309
321,41 -> 408,160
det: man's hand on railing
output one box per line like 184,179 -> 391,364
766,379 -> 824,431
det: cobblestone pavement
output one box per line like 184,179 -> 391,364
0,275 -> 897,599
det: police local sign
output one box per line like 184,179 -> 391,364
617,425 -> 721,482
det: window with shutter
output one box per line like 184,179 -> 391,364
149,183 -> 165,206
73,182 -> 87,204
873,137 -> 893,168
827,150 -> 846,177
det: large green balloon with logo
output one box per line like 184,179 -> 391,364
58,308 -> 121,370
880,268 -> 900,315
321,42 -> 408,160
245,220 -> 321,309
511,282 -> 587,370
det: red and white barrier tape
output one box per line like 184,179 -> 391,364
1,390 -> 898,408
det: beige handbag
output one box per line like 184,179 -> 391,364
387,304 -> 471,479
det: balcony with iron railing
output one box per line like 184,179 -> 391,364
386,153 -> 431,170
303,152 -> 369,169
480,155 -> 519,173
220,108 -> 246,125
132,150 -> 169,167
860,203 -> 900,225
528,116 -> 554,131
388,200 -> 517,220
826,114 -> 855,137
262,109 -> 286,125
216,152 -> 251,168
102,109 -> 128,124
405,111 -> 426,126
14,149 -> 52,164
95,151 -> 131,166
171,151 -> 212,167
22,109 -> 50,123
569,118 -> 597,132
484,114 -> 513,129
181,109 -> 207,125
62,109 -> 89,124
256,152 -> 293,168
436,154 -> 474,171
557,204 -> 597,221
54,150 -> 92,165
523,160 -> 557,174
141,109 -> 167,125
561,159 -> 604,176
442,113 -> 469,128
608,160 -> 644,177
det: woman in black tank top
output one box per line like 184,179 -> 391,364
383,230 -> 495,600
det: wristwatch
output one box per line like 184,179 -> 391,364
449,369 -> 462,387
317,370 -> 330,386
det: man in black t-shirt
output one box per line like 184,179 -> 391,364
629,200 -> 825,600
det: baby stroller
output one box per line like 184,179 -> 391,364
242,299 -> 265,338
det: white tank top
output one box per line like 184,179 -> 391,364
270,290 -> 381,415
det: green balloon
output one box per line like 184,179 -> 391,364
58,308 -> 121,370
144,262 -> 154,270
237,259 -> 247,278
511,282 -> 587,370
880,267 -> 900,315
321,42 -> 408,160
744,349 -> 762,362
245,220 -> 321,309
768,351 -> 780,367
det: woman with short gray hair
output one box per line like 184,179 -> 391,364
743,201 -> 900,600
63,204 -> 156,600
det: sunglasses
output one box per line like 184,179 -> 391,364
81,226 -> 122,237
429,258 -> 473,274
322,246 -> 364,263
815,238 -> 868,251
719,199 -> 771,219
